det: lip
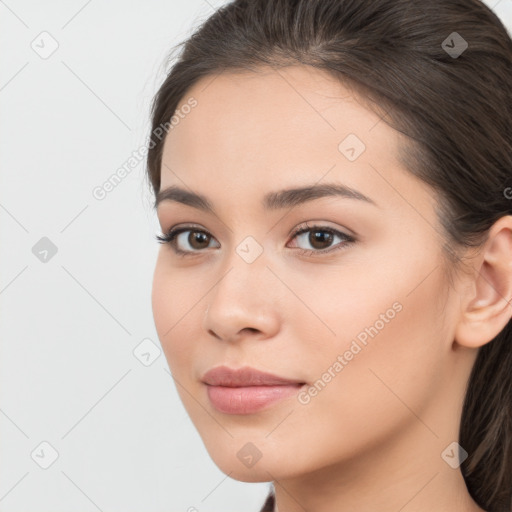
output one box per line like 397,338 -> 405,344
201,365 -> 304,387
202,365 -> 306,415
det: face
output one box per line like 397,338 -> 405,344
151,65 -> 466,482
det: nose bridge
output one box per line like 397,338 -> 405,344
214,233 -> 271,303
203,234 -> 280,339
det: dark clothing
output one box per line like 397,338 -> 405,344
259,491 -> 275,512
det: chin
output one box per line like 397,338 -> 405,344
227,469 -> 272,483
207,447 -> 295,483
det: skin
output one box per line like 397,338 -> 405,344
151,65 -> 512,512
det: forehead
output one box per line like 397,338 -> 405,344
164,65 -> 390,162
159,65 -> 429,217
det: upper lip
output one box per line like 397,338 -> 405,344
201,365 -> 305,387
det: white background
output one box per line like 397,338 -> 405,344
1,0 -> 511,511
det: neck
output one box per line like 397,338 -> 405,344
272,418 -> 486,512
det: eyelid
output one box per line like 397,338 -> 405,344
290,220 -> 354,238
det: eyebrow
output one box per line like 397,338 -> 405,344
154,182 -> 377,212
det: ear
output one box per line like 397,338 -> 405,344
454,215 -> 512,349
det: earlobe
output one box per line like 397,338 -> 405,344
454,215 -> 512,349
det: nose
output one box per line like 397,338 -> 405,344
202,252 -> 281,343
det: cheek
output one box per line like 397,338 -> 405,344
151,256 -> 197,372
151,259 -> 172,340
302,252 -> 447,398
276,253 -> 445,428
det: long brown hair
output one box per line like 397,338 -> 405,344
145,1 -> 512,510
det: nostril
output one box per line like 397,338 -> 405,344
242,327 -> 259,334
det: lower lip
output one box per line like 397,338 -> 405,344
205,384 -> 304,414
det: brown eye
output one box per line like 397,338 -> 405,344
155,226 -> 220,255
187,231 -> 211,250
307,230 -> 334,250
289,223 -> 356,256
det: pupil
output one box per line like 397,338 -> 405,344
310,230 -> 332,249
191,232 -> 209,248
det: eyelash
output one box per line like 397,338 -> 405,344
155,222 -> 356,258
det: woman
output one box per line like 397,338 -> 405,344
146,0 -> 512,510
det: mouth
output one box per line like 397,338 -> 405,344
204,382 -> 306,415
201,365 -> 305,386
201,365 -> 306,414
